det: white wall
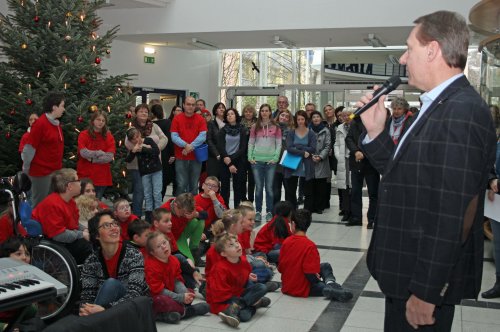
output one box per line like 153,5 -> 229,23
101,40 -> 219,105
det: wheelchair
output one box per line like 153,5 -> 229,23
0,173 -> 81,322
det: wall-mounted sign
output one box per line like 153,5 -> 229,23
144,56 -> 155,64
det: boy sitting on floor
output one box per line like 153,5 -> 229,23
113,198 -> 139,241
279,209 -> 353,302
206,234 -> 270,328
127,219 -> 152,256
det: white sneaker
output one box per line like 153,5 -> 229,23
265,212 -> 273,221
255,211 -> 262,222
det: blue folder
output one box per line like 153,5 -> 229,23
279,151 -> 302,170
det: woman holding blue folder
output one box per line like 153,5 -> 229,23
283,110 -> 317,209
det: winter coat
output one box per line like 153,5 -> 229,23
313,127 -> 331,179
334,123 -> 350,189
283,129 -> 317,181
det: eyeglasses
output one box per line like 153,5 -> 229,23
98,221 -> 120,230
204,182 -> 219,189
117,204 -> 131,212
69,178 -> 80,183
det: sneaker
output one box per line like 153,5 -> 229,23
265,281 -> 281,292
185,303 -> 210,318
255,211 -> 262,222
322,283 -> 353,302
265,212 -> 273,222
253,296 -> 271,309
218,303 -> 240,328
156,311 -> 181,324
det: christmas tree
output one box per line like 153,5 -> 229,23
0,0 -> 135,197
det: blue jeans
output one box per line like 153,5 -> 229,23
309,262 -> 336,296
129,169 -> 144,217
142,170 -> 163,211
94,278 -> 126,307
251,162 -> 276,214
175,159 -> 202,195
227,283 -> 267,322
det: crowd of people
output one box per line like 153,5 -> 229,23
1,9 -> 500,332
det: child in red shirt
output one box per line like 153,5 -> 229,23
151,208 -> 203,289
144,232 -> 209,324
253,201 -> 294,263
206,234 -> 269,328
237,203 -> 256,254
279,209 -> 353,301
127,220 -> 152,256
113,198 -> 139,241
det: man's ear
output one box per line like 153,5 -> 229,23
427,41 -> 440,61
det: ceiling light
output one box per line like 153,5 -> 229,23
271,35 -> 296,49
189,38 -> 219,50
144,46 -> 156,54
363,33 -> 386,48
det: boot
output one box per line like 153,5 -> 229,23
184,303 -> 210,319
322,282 -> 353,302
144,211 -> 152,223
218,302 -> 240,327
191,247 -> 206,267
156,311 -> 181,324
482,276 -> 500,299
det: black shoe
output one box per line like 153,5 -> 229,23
367,222 -> 374,229
341,214 -> 350,222
482,283 -> 500,299
315,210 -> 323,214
191,248 -> 206,267
345,219 -> 362,226
253,296 -> 271,309
297,197 -> 304,205
218,303 -> 240,327
265,281 -> 281,292
157,311 -> 181,324
185,303 -> 210,318
339,210 -> 345,216
323,283 -> 353,302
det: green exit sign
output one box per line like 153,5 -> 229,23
144,56 -> 155,64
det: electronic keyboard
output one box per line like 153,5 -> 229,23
0,258 -> 67,311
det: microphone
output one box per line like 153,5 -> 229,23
349,76 -> 402,119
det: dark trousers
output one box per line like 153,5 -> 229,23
304,178 -> 328,213
384,298 -> 454,332
350,170 -> 379,222
273,171 -> 287,206
309,262 -> 336,296
219,158 -> 245,209
285,176 -> 302,208
228,283 -> 267,322
245,160 -> 255,202
339,187 -> 351,214
298,176 -> 305,199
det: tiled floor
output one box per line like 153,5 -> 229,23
155,192 -> 500,332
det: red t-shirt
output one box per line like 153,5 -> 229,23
144,254 -> 183,296
194,193 -> 226,229
0,214 -> 27,243
161,199 -> 203,240
278,235 -> 321,297
206,255 -> 252,314
32,193 -> 79,238
77,130 -> 116,186
19,131 -> 30,153
170,112 -> 207,160
238,230 -> 252,253
98,200 -> 109,210
104,241 -> 123,279
204,244 -> 223,278
119,214 -> 139,241
253,216 -> 292,254
27,113 -> 64,177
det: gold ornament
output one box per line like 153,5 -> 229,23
21,43 -> 27,49
66,12 -> 73,17
89,105 -> 98,112
64,35 -> 71,41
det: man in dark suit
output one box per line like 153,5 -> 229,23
358,11 -> 496,331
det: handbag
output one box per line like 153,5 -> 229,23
279,150 -> 302,170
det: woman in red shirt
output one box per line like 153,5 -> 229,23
77,111 -> 116,199
21,92 -> 65,207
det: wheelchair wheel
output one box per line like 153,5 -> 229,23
30,240 -> 81,322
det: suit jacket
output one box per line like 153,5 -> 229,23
361,75 -> 496,305
345,117 -> 378,174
